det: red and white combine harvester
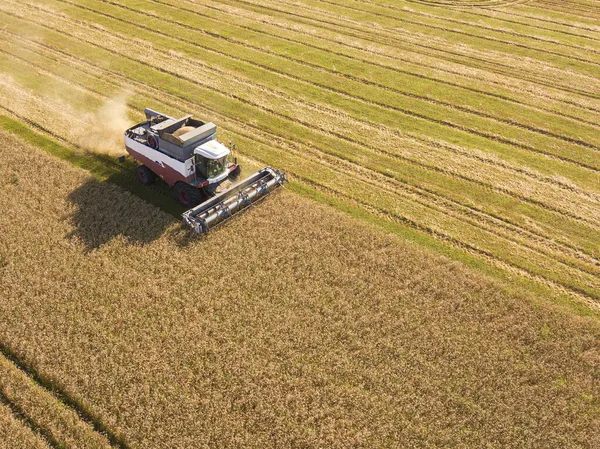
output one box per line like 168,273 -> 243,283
124,108 -> 287,233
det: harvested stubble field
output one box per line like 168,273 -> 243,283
1,0 -> 600,447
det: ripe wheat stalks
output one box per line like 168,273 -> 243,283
1,127 -> 600,449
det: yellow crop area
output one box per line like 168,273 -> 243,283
1,0 -> 599,447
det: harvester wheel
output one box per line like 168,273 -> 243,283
136,165 -> 157,185
174,182 -> 202,207
228,165 -> 242,181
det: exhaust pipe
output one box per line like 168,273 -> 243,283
182,167 -> 287,233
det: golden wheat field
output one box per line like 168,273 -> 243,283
1,0 -> 600,447
2,122 -> 600,448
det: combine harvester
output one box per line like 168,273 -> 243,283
124,108 -> 287,233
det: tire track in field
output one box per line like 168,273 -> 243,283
0,343 -> 128,449
148,0 -> 600,135
316,0 -> 600,58
97,0 -> 600,152
277,0 -> 600,69
6,7 -> 600,233
402,0 -> 600,43
4,34 -> 600,295
30,0 -> 600,173
489,7 -> 600,33
227,0 -> 600,100
193,0 -> 600,123
0,391 -> 62,449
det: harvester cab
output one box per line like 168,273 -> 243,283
124,108 -> 287,233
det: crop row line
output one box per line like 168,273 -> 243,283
0,341 -> 128,449
535,0 -> 600,16
488,6 -> 600,33
315,0 -> 600,58
226,0 -> 600,100
411,0 -> 529,5
193,0 -> 600,121
144,0 -> 600,142
5,35 -> 600,293
242,0 -> 600,74
380,0 -> 600,42
276,0 -> 600,70
33,0 -> 600,173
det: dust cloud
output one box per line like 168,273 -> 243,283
81,92 -> 133,156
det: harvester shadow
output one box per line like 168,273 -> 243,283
66,176 -> 189,251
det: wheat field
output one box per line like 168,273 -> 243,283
1,0 -> 600,447
2,125 -> 600,448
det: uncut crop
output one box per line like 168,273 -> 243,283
0,403 -> 50,449
1,123 -> 600,448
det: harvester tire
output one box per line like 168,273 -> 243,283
136,165 -> 157,185
174,182 -> 202,207
228,165 -> 242,181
